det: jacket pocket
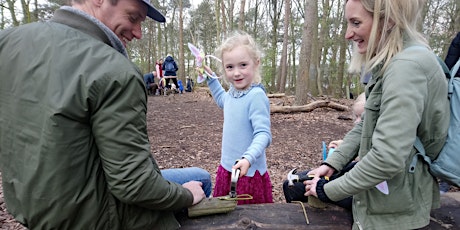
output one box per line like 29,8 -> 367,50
365,172 -> 416,214
360,91 -> 381,155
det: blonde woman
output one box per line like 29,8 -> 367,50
305,0 -> 450,229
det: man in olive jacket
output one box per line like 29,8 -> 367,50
0,0 -> 208,229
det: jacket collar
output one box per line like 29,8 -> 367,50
49,7 -> 128,57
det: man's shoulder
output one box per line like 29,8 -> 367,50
0,21 -> 47,39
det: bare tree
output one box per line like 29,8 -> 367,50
226,0 -> 236,30
249,0 -> 263,36
238,0 -> 245,30
337,1 -> 350,98
3,0 -> 455,99
439,0 -> 460,58
295,0 -> 313,105
278,0 -> 290,93
20,0 -> 31,23
269,0 -> 282,92
179,0 -> 184,79
310,0 -> 319,96
215,0 -> 222,40
221,0 -> 227,35
155,0 -> 164,61
144,20 -> 157,72
1,0 -> 4,29
5,0 -> 19,26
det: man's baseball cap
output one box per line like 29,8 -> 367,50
142,0 -> 166,22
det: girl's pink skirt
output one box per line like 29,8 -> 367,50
212,165 -> 273,205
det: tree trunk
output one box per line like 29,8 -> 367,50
179,0 -> 184,80
294,0 -> 313,105
311,0 -> 320,96
6,0 -> 19,26
338,1 -> 348,97
270,0 -> 281,92
221,0 -> 227,35
215,0 -> 222,41
278,0 -> 290,93
238,0 -> 246,30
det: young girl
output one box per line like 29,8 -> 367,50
155,58 -> 163,79
154,59 -> 164,95
202,31 -> 273,204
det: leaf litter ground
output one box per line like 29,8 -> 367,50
0,90 -> 355,229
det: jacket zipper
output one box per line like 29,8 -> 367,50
356,221 -> 363,230
353,199 -> 363,230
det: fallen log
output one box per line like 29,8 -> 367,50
267,93 -> 288,98
178,192 -> 460,229
270,100 -> 349,114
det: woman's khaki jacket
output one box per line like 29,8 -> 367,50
325,43 -> 450,230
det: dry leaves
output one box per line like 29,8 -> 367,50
0,90 -> 354,228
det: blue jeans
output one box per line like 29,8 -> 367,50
161,167 -> 212,197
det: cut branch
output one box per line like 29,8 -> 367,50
271,100 -> 349,113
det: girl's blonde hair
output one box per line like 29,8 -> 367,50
347,0 -> 428,75
215,31 -> 263,84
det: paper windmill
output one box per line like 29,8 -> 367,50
187,43 -> 221,83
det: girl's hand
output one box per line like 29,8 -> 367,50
328,140 -> 343,149
233,158 -> 250,177
202,65 -> 214,76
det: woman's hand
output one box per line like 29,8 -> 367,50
308,164 -> 335,179
304,164 -> 334,197
304,177 -> 320,197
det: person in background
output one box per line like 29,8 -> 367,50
0,0 -> 211,229
158,75 -> 167,95
201,31 -> 273,205
439,31 -> 460,193
282,92 -> 366,210
186,75 -> 194,92
162,54 -> 179,91
154,59 -> 164,95
177,79 -> 184,94
304,0 -> 449,229
155,58 -> 164,79
445,32 -> 460,77
328,92 -> 366,148
143,70 -> 157,95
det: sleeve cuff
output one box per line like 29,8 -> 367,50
321,162 -> 337,171
316,178 -> 332,203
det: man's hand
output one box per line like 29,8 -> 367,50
182,181 -> 206,205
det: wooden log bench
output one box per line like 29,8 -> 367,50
177,192 -> 460,229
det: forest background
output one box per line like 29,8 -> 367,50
1,0 -> 459,102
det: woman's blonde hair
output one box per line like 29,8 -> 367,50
215,31 -> 263,84
347,0 -> 428,75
